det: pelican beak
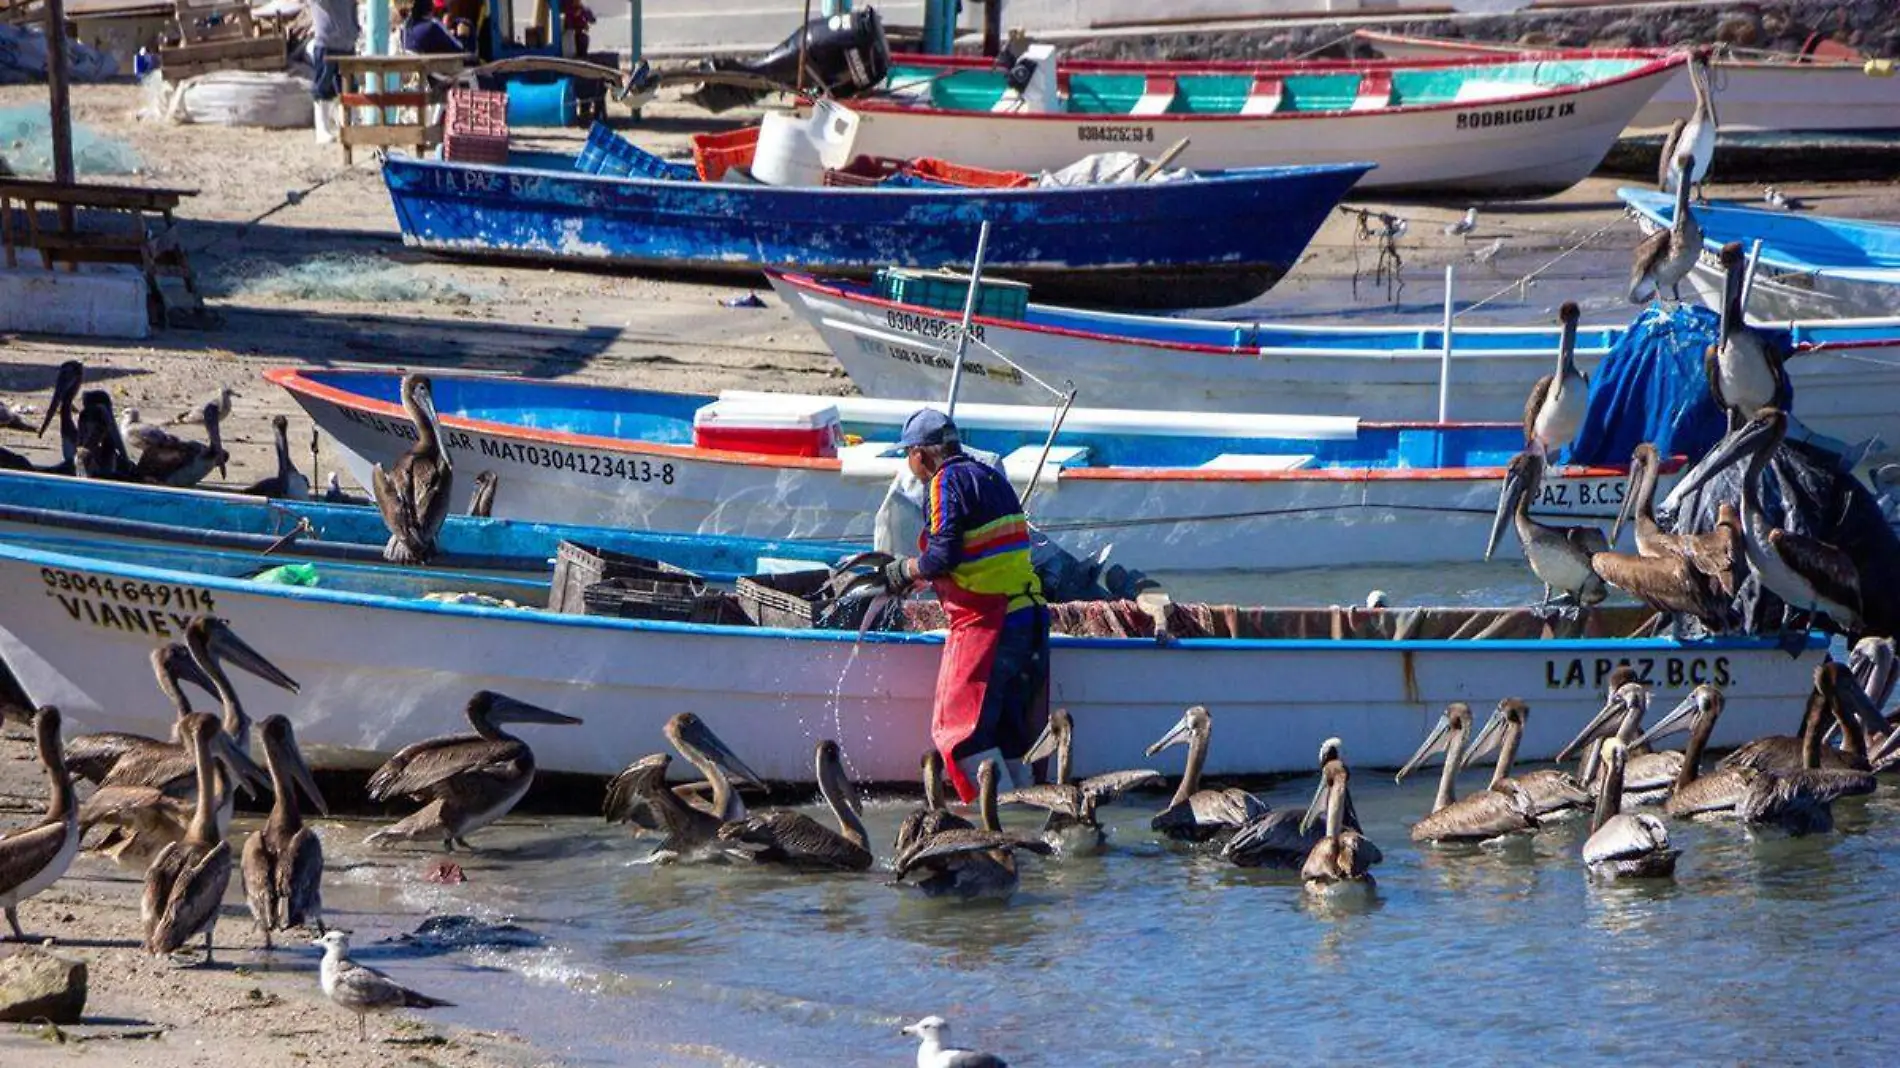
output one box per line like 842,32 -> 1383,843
214,732 -> 272,800
1395,713 -> 1451,784
1557,693 -> 1623,763
681,717 -> 766,789
165,643 -> 220,700
1144,711 -> 1195,758
1671,412 -> 1776,501
277,725 -> 329,817
208,622 -> 301,694
489,694 -> 583,728
1483,462 -> 1526,562
1299,774 -> 1329,836
1871,721 -> 1900,770
1610,457 -> 1640,547
1635,693 -> 1700,750
1461,706 -> 1508,770
1830,667 -> 1891,743
1023,717 -> 1060,765
39,366 -> 78,437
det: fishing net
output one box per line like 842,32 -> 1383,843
0,105 -> 140,177
217,254 -> 494,304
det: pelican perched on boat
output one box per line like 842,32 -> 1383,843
1706,244 -> 1788,432
143,712 -> 235,963
1522,302 -> 1587,456
1630,155 -> 1701,304
1556,681 -> 1682,805
364,691 -> 582,851
604,712 -> 764,852
1671,408 -> 1864,633
1144,706 -> 1268,843
717,739 -> 872,871
1663,53 -> 1718,200
894,751 -> 971,856
891,759 -> 1052,901
1299,748 -> 1381,897
1611,443 -> 1743,599
1485,450 -> 1609,611
64,642 -> 216,786
997,709 -> 1161,855
1581,739 -> 1679,879
243,716 -> 328,947
467,470 -> 498,517
1462,699 -> 1593,820
134,400 -> 228,487
0,708 -> 79,941
372,374 -> 454,564
1397,702 -> 1537,844
1220,737 -> 1347,870
242,415 -> 312,500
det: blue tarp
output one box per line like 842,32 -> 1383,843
1567,303 -> 1739,467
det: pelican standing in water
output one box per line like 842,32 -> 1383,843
1221,737 -> 1349,869
894,751 -> 971,856
1630,154 -> 1702,304
1581,739 -> 1679,879
1663,53 -> 1718,200
1299,747 -> 1381,897
143,713 -> 236,963
1610,443 -> 1743,599
1396,703 -> 1538,845
1486,450 -> 1609,612
243,716 -> 328,947
243,415 -> 312,500
1,708 -> 79,940
717,739 -> 872,871
1523,302 -> 1587,456
1671,408 -> 1864,633
1145,706 -> 1268,843
314,931 -> 455,1043
372,374 -> 455,564
1461,699 -> 1593,820
892,760 -> 1052,900
364,691 -> 581,851
134,401 -> 228,487
603,713 -> 764,857
1706,244 -> 1788,432
997,709 -> 1160,855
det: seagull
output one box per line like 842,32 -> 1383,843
1763,186 -> 1802,211
314,931 -> 455,1043
902,1016 -> 1008,1068
1443,207 -> 1478,240
1469,237 -> 1504,267
1365,590 -> 1388,610
172,387 -> 238,426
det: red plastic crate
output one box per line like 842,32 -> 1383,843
444,88 -> 510,164
691,126 -> 760,181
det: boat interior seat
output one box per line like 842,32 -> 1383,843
1198,453 -> 1315,472
837,441 -> 907,480
1002,444 -> 1090,488
1240,74 -> 1283,115
1452,78 -> 1533,104
1129,75 -> 1177,116
1351,71 -> 1392,111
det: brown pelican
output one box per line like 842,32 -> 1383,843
1662,53 -> 1717,200
242,716 -> 328,948
1522,302 -> 1587,456
76,390 -> 136,478
64,642 -> 216,785
1706,244 -> 1788,432
134,400 -> 227,486
892,759 -> 1052,900
142,712 -> 235,963
1630,154 -> 1702,303
314,930 -> 455,1043
716,739 -> 872,871
372,374 -> 455,564
1591,542 -> 1732,638
1720,661 -> 1872,775
1655,119 -> 1687,191
364,691 -> 581,851
1581,739 -> 1679,879
1396,702 -> 1538,844
901,1016 -> 1007,1068
1555,682 -> 1682,805
996,709 -> 1161,855
1461,698 -> 1593,820
1485,450 -> 1609,611
1635,685 -> 1761,820
467,470 -> 498,517
1672,408 -> 1863,633
1220,737 -> 1348,869
1144,706 -> 1269,843
1610,443 -> 1743,599
172,386 -> 239,427
603,713 -> 764,855
242,415 -> 312,500
894,751 -> 971,856
1732,677 -> 1878,835
1299,749 -> 1381,897
0,708 -> 79,941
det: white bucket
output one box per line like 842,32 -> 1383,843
751,101 -> 862,186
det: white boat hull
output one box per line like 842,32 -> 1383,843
0,541 -> 1826,782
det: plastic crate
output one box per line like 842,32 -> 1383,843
548,541 -> 701,614
736,569 -> 871,630
581,576 -> 732,623
444,88 -> 510,165
876,267 -> 1030,320
691,125 -> 760,181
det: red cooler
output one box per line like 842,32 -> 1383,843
692,398 -> 844,458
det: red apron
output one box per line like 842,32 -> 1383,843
929,576 -> 1011,803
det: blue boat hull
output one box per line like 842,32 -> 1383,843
381,154 -> 1374,308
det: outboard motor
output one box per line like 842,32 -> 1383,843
689,8 -> 891,113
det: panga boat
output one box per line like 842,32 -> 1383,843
277,367 -> 1658,574
0,468 -> 855,582
380,125 -> 1372,309
1354,30 -> 1900,136
1622,187 -> 1900,321
839,50 -> 1684,195
0,534 -> 1827,781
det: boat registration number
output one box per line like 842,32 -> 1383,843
858,336 -> 1024,387
1545,655 -> 1733,691
1534,478 -> 1626,511
1077,125 -> 1155,144
41,567 -> 215,637
334,405 -> 676,486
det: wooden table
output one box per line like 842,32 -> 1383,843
334,54 -> 471,166
0,177 -> 207,326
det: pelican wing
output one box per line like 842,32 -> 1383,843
366,735 -> 520,800
1766,530 -> 1863,617
1582,813 -> 1670,866
1193,787 -> 1269,828
148,841 -> 232,954
893,829 -> 1052,877
1515,769 -> 1592,813
1565,524 -> 1611,556
1657,119 -> 1686,190
1628,231 -> 1668,303
1078,768 -> 1163,805
1302,831 -> 1381,882
1220,809 -> 1318,869
1683,524 -> 1743,598
1664,767 -> 1755,818
370,462 -> 422,561
717,811 -> 871,871
410,453 -> 455,547
1623,751 -> 1685,793
141,841 -> 189,930
280,828 -> 324,928
1522,374 -> 1553,444
893,808 -> 971,855
997,784 -> 1083,818
99,745 -> 193,793
1590,551 -> 1715,619
0,818 -> 73,891
65,731 -> 167,784
80,785 -> 188,834
1411,789 -> 1534,843
1704,344 -> 1727,411
241,833 -> 275,932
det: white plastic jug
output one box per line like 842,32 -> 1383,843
751,101 -> 862,186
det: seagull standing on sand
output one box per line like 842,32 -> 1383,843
314,930 -> 455,1042
173,386 -> 239,426
1443,207 -> 1478,241
902,1016 -> 1008,1068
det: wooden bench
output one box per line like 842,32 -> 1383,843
334,54 -> 469,166
159,0 -> 285,82
0,178 -> 208,326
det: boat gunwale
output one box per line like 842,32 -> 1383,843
271,367 -> 1666,484
0,537 -> 1824,654
1348,29 -> 1884,73
1620,187 -> 1900,283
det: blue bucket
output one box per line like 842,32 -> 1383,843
505,80 -> 576,128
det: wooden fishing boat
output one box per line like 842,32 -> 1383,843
768,270 -> 1900,447
1353,30 -> 1900,136
379,137 -> 1372,309
1622,188 -> 1900,321
0,468 -> 855,582
0,533 -> 1827,781
838,50 -> 1683,195
277,368 -> 1661,574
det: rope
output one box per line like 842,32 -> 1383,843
1293,31 -> 1360,61
1455,215 -> 1628,319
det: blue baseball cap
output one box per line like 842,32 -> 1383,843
899,408 -> 959,448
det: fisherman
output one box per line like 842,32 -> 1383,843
877,409 -> 1049,802
307,0 -> 360,144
